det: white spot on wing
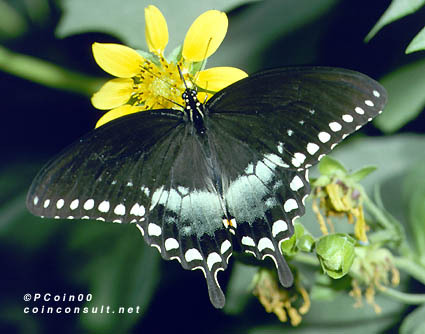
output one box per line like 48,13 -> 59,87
164,238 -> 179,251
220,240 -> 231,254
318,131 -> 331,143
307,142 -> 320,155
56,199 -> 64,209
83,199 -> 94,210
290,175 -> 304,191
130,203 -> 145,216
207,252 -> 222,270
373,90 -> 380,97
355,107 -> 365,115
98,200 -> 110,213
272,220 -> 288,237
114,204 -> 126,216
185,248 -> 203,262
241,236 -> 256,247
33,196 -> 39,206
342,114 -> 353,123
147,223 -> 161,236
70,199 -> 79,210
277,142 -> 284,154
292,152 -> 306,167
365,100 -> 374,107
43,199 -> 50,208
284,198 -> 298,212
329,122 -> 342,132
258,237 -> 275,252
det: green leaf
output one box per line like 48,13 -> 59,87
406,25 -> 425,53
365,0 -> 425,41
402,159 -> 425,262
350,166 -> 377,182
400,304 -> 425,334
374,59 -> 425,133
56,0 -> 257,50
318,156 -> 347,176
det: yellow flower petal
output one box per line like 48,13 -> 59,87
91,78 -> 134,110
145,5 -> 169,53
92,42 -> 144,78
95,104 -> 143,128
182,10 -> 228,62
197,66 -> 248,92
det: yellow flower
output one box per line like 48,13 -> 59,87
91,5 -> 248,128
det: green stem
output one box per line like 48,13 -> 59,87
394,257 -> 425,286
0,45 -> 104,95
379,287 -> 425,305
360,188 -> 394,232
293,252 -> 319,266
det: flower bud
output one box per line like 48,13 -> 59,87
316,234 -> 356,279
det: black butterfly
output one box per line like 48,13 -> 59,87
26,67 -> 387,308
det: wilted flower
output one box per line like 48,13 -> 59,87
253,268 -> 310,326
349,245 -> 400,313
311,156 -> 377,242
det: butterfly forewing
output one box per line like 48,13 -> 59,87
26,110 -> 184,222
206,67 -> 387,170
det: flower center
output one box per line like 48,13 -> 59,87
133,56 -> 189,110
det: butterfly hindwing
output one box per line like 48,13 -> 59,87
139,129 -> 233,308
206,66 -> 387,170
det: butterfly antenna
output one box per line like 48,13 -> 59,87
177,65 -> 189,90
192,37 -> 212,87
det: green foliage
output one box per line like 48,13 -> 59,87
365,0 -> 425,43
374,59 -> 425,133
56,0 -> 257,51
402,159 -> 425,264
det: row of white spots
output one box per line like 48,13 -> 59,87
42,197 -> 146,220
241,236 -> 275,252
283,198 -> 298,213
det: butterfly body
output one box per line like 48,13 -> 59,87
26,67 -> 387,309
